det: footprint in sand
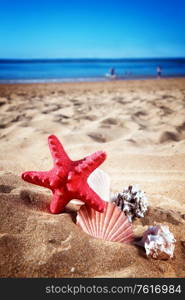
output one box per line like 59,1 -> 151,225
0,122 -> 7,129
88,124 -> 130,143
140,207 -> 184,226
101,117 -> 130,130
19,189 -> 50,211
176,121 -> 185,133
0,115 -> 15,128
132,110 -> 148,120
11,114 -> 26,123
0,185 -> 14,193
101,117 -> 119,126
0,97 -> 7,106
53,114 -> 70,124
83,115 -> 97,121
116,98 -> 130,105
159,131 -> 180,143
162,94 -> 175,100
70,99 -> 83,106
159,105 -> 174,116
42,105 -> 61,114
88,133 -> 107,143
57,90 -> 66,95
6,106 -> 17,112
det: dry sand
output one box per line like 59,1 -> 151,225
0,78 -> 185,277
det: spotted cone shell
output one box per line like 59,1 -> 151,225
76,202 -> 133,243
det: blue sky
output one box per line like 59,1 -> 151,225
0,0 -> 185,58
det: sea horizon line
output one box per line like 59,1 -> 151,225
0,57 -> 185,63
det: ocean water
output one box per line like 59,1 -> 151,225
0,58 -> 185,83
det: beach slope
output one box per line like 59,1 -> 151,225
0,78 -> 185,277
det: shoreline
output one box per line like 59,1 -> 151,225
0,75 -> 185,85
0,76 -> 185,89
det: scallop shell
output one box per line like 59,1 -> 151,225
76,202 -> 133,243
70,168 -> 110,206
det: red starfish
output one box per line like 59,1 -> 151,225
21,135 -> 107,214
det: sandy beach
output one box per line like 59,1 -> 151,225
0,77 -> 185,277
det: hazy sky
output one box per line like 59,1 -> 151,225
0,0 -> 185,58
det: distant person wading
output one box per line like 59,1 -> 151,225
157,65 -> 162,78
110,68 -> 115,76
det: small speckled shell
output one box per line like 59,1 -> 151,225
111,185 -> 148,221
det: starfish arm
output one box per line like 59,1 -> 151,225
73,158 -> 86,166
79,183 -> 106,213
48,135 -> 71,169
22,171 -> 52,189
21,135 -> 108,214
74,151 -> 106,179
50,189 -> 70,214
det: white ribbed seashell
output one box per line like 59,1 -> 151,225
70,199 -> 85,205
87,168 -> 111,202
70,168 -> 110,206
76,202 -> 133,243
136,224 -> 176,259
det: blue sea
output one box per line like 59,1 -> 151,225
0,58 -> 185,83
